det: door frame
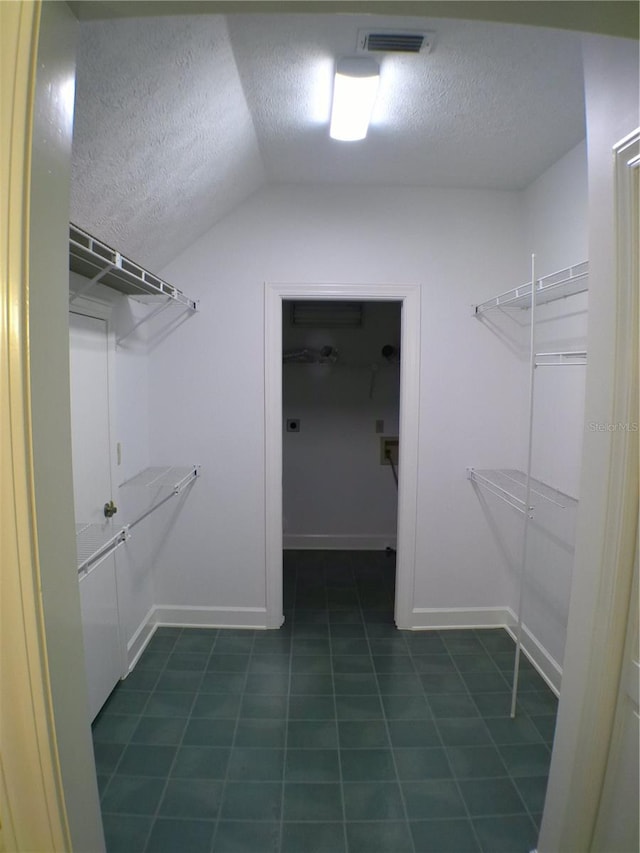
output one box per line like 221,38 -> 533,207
69,294 -> 128,679
264,282 -> 421,629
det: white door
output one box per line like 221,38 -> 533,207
69,310 -> 123,720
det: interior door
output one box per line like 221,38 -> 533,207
69,309 -> 123,720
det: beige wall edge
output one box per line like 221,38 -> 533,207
0,2 -> 71,849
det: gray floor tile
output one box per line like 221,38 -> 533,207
227,747 -> 285,781
214,821 -> 280,853
343,781 -> 405,820
158,778 -> 223,819
144,817 -> 214,853
283,782 -> 343,821
411,818 -> 481,852
346,820 -> 413,852
96,557 -> 554,853
221,781 -> 282,820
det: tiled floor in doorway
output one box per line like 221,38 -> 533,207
93,551 -> 557,852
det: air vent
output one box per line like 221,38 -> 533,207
357,29 -> 434,54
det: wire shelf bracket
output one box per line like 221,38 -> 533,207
68,223 -> 198,342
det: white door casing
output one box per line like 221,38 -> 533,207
265,282 -> 421,629
69,306 -> 124,719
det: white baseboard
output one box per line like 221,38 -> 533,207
410,606 -> 562,695
126,606 -> 157,671
411,606 -> 512,630
505,618 -> 562,696
124,602 -> 562,694
152,605 -> 269,630
284,534 -> 397,551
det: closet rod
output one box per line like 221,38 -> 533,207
77,527 -> 128,576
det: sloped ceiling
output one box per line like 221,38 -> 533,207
71,12 -> 586,269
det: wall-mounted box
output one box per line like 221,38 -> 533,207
380,437 -> 399,465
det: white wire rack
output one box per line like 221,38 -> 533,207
473,261 -> 589,315
68,224 -> 198,343
76,522 -> 129,576
75,466 -> 200,575
535,351 -> 587,367
467,468 -> 577,515
471,254 -> 588,718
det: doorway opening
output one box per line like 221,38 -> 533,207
264,283 -> 421,630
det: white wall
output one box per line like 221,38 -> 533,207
283,301 -> 401,548
151,185 -> 528,626
80,148 -> 588,686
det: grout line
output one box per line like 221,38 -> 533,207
409,633 -> 487,852
208,629 -> 256,853
458,629 -> 549,840
359,565 -> 417,853
278,563 -> 296,853
98,627 -> 180,853
326,566 -> 350,853
141,627 -> 223,853
96,560 -> 557,853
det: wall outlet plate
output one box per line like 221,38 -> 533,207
286,419 -> 301,433
380,437 -> 399,465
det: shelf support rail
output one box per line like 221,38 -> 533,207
128,466 -> 200,531
116,298 -> 176,346
511,254 -> 537,719
69,260 -> 118,305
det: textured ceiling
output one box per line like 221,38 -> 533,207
71,15 -> 265,268
71,12 -> 586,269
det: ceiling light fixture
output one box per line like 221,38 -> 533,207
329,57 -> 380,142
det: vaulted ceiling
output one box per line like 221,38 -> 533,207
70,11 -> 587,269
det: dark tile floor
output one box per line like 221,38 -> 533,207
93,551 -> 557,852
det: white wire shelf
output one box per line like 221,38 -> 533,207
69,223 -> 198,311
76,522 -> 128,576
535,351 -> 587,367
76,466 -> 200,575
120,466 -> 200,530
473,261 -> 589,315
467,468 -> 578,515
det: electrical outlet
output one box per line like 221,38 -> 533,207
287,419 -> 300,433
380,437 -> 399,465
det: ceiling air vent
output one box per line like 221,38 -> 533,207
357,29 -> 434,54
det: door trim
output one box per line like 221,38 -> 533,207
264,282 -> 421,629
69,305 -> 127,679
